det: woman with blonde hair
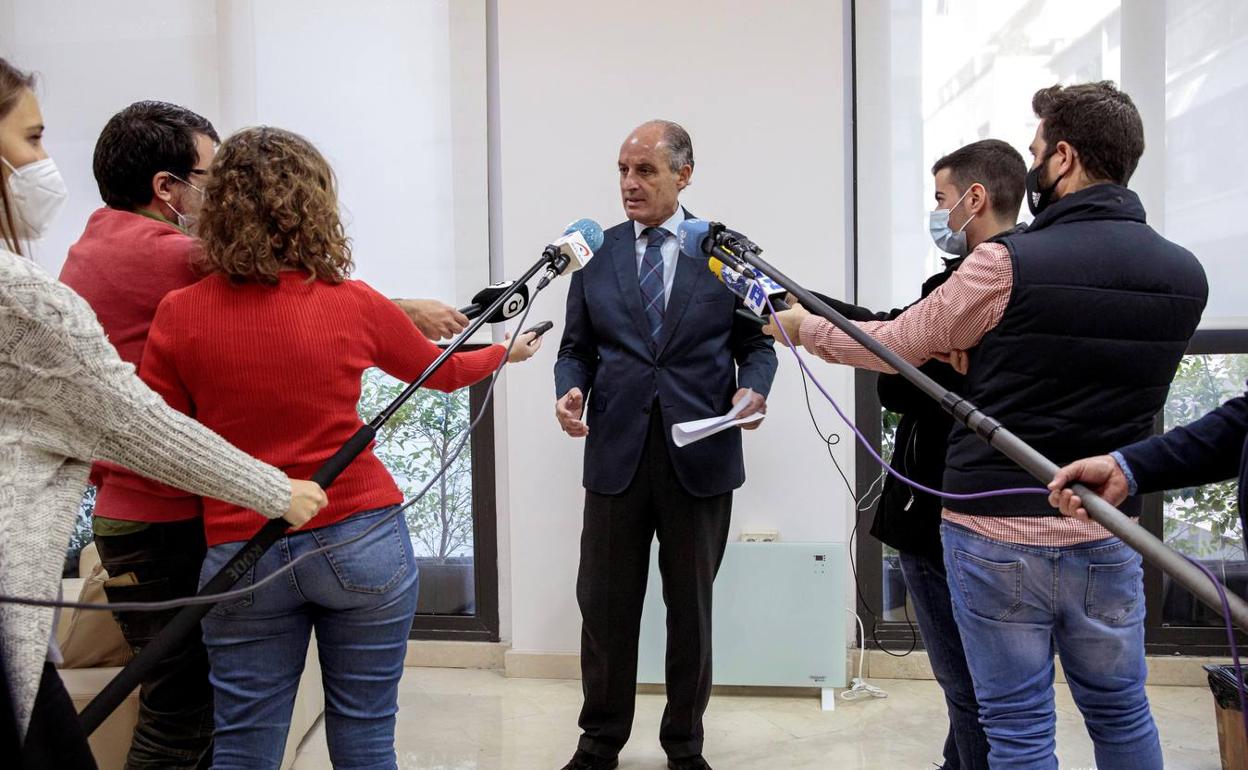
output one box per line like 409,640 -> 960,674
0,59 -> 328,768
137,126 -> 541,769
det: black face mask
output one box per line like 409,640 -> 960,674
1025,152 -> 1065,216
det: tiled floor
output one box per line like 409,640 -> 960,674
290,668 -> 1223,769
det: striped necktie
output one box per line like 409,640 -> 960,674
639,226 -> 667,347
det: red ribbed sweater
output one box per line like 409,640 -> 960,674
140,271 -> 505,545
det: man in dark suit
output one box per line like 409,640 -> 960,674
1049,389 -> 1248,544
553,120 -> 777,770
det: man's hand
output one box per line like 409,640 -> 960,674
933,349 -> 971,374
1047,455 -> 1130,521
393,298 -> 469,341
761,301 -> 810,347
556,387 -> 588,438
732,388 -> 767,430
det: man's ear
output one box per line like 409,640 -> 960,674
1052,140 -> 1078,179
676,164 -> 693,191
967,182 -> 990,216
151,171 -> 176,204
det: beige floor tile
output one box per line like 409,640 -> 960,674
291,667 -> 1223,769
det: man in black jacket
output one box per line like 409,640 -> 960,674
831,139 -> 1025,770
1049,390 -> 1248,542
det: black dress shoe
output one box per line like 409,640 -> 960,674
667,756 -> 712,770
560,749 -> 619,770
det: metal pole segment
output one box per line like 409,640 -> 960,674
729,245 -> 1248,633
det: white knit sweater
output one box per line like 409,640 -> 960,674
0,248 -> 291,737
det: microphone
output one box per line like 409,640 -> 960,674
707,257 -> 789,318
458,281 -> 531,322
538,218 -> 605,289
677,218 -> 761,268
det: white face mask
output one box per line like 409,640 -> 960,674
165,172 -> 204,232
4,157 -> 68,239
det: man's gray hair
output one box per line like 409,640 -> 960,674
647,119 -> 694,172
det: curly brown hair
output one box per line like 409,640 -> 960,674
196,126 -> 353,285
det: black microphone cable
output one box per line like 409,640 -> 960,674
0,287 -> 545,614
792,348 -> 918,658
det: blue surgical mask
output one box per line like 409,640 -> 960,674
927,186 -> 977,257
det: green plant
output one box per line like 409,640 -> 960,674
63,485 -> 96,578
358,369 -> 474,564
1162,354 -> 1247,559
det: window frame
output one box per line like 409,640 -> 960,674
408,376 -> 501,642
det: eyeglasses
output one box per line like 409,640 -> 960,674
167,171 -> 205,195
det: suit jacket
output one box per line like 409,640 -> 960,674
554,211 -> 778,497
1118,388 -> 1248,538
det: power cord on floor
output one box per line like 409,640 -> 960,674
841,608 -> 889,702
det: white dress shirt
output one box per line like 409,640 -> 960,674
633,206 -> 685,309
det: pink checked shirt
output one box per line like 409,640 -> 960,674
799,242 -> 1114,547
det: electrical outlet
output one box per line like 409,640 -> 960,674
740,529 -> 779,543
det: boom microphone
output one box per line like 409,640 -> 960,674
459,281 -> 531,322
537,218 -> 605,289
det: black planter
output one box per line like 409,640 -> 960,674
414,558 -> 476,616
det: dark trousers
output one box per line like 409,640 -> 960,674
897,551 -> 990,770
576,408 -> 732,760
94,519 -> 214,770
16,661 -> 98,769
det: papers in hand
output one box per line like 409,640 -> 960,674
671,390 -> 764,447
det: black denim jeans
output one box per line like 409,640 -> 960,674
94,519 -> 214,770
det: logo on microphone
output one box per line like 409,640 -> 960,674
502,294 -> 525,317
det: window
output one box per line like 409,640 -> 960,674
360,366 -> 500,641
853,0 -> 1247,655
1142,335 -> 1248,654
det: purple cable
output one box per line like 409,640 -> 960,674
1186,556 -> 1248,739
761,292 -> 1048,501
759,289 -> 1248,730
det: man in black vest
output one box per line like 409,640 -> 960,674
763,82 -> 1207,768
826,139 -> 1026,770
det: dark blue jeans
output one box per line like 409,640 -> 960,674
942,522 -> 1160,770
200,506 -> 418,770
898,551 -> 990,770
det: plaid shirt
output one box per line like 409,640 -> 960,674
799,241 -> 1113,547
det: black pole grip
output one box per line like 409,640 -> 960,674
80,425 -> 377,733
83,252 -> 553,735
311,425 -> 377,488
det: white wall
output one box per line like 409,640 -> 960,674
1,0 -> 222,275
5,0 -> 490,304
493,0 -> 857,653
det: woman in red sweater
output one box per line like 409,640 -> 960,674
138,127 -> 540,770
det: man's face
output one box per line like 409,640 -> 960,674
1028,122 -> 1054,183
933,168 -> 972,232
618,125 -> 690,226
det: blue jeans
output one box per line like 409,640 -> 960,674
941,522 -> 1160,770
898,552 -> 990,770
200,506 -> 418,770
